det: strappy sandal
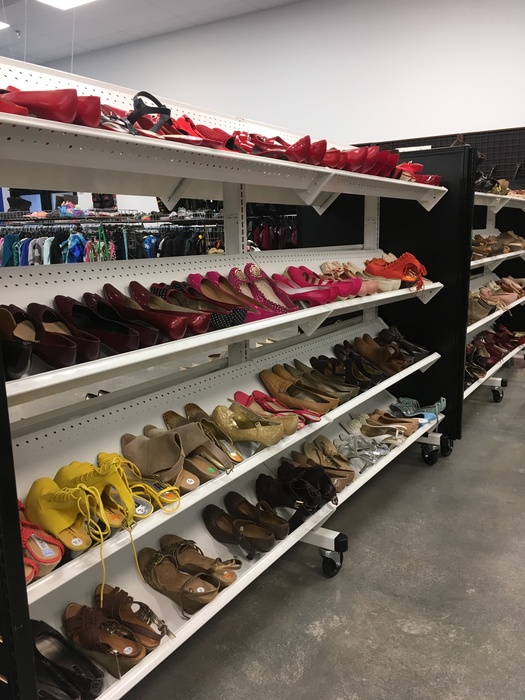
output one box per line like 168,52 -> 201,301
18,500 -> 64,579
160,534 -> 241,588
202,504 -> 275,560
182,403 -> 244,463
224,491 -> 289,540
94,584 -> 173,651
312,435 -> 354,471
288,453 -> 355,492
64,604 -> 146,679
138,548 -> 220,618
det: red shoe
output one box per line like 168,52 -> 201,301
364,253 -> 427,290
394,161 -> 424,181
251,389 -> 322,423
83,292 -> 159,348
1,88 -> 78,123
244,263 -> 298,312
250,134 -> 311,163
75,96 -> 101,128
187,273 -> 276,322
367,150 -> 391,176
414,174 -> 442,186
344,146 -> 369,172
103,284 -> 188,340
233,390 -> 306,430
129,281 -> 210,335
286,266 -> 362,299
358,145 -> 380,174
307,139 -> 327,166
271,273 -> 336,306
26,302 -> 100,362
0,99 -> 29,116
321,148 -> 342,169
377,152 -> 400,177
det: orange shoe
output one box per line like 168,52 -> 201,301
364,253 -> 427,290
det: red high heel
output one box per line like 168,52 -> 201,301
1,88 -> 78,123
321,148 -> 342,169
307,139 -> 327,166
129,281 -> 210,335
344,147 -> 368,172
367,150 -> 391,176
251,390 -> 322,423
103,284 -> 188,340
394,161 -> 424,181
75,96 -> 101,128
358,145 -> 380,174
0,99 -> 28,116
251,134 -> 311,163
414,174 -> 442,186
377,152 -> 400,177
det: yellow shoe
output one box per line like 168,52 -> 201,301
97,452 -> 180,515
55,461 -> 136,529
25,479 -> 104,551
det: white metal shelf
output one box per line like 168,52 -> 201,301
467,296 -> 525,336
463,344 -> 524,399
470,250 -> 525,271
474,192 -> 525,213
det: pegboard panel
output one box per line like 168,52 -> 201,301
251,317 -> 388,369
250,248 -> 383,276
0,57 -> 345,149
0,254 -> 253,308
12,360 -> 263,498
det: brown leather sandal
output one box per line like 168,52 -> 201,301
138,548 -> 219,618
160,534 -> 241,588
64,603 -> 146,679
202,504 -> 275,559
224,491 -> 289,540
94,584 -> 173,650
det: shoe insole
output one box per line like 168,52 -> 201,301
42,321 -> 72,336
25,533 -> 62,566
152,558 -> 218,603
174,468 -> 200,494
58,514 -> 92,551
14,320 -> 38,342
186,455 -> 219,482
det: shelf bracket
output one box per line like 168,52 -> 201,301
227,340 -> 250,366
364,196 -> 380,249
419,353 -> 440,373
297,308 -> 332,336
312,192 -> 340,216
223,183 -> 246,255
417,187 -> 448,212
162,178 -> 191,210
486,197 -> 507,214
417,283 -> 443,305
296,172 -> 335,207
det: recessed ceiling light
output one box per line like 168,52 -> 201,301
0,21 -> 10,30
36,0 -> 99,9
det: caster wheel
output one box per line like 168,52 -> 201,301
421,444 -> 439,466
492,388 -> 504,403
440,435 -> 454,457
321,552 -> 343,578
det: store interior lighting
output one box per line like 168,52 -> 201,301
36,0 -> 100,9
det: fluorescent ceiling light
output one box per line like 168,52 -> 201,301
0,21 -> 10,30
36,0 -> 99,9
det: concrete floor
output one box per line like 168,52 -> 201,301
125,367 -> 525,700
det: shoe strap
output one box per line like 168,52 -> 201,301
98,586 -> 173,642
127,91 -> 171,133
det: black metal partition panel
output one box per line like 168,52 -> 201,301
379,147 -> 474,440
0,363 -> 38,699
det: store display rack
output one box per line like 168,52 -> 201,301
463,343 -> 524,402
0,57 -> 450,700
474,192 -> 525,213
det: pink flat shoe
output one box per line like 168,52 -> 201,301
287,266 -> 362,299
196,272 -> 279,321
227,268 -> 287,315
243,263 -> 298,312
251,390 -> 322,423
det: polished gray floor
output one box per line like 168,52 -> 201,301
125,367 -> 525,700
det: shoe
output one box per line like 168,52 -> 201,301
286,266 -> 362,300
230,395 -> 300,434
224,491 -> 289,539
228,267 -> 289,314
467,293 -> 496,325
34,655 -> 81,700
181,403 -> 244,463
54,296 -> 140,354
103,283 -> 188,340
94,584 -> 173,651
82,293 -> 159,348
18,500 -> 64,580
250,389 -> 322,423
0,307 -> 32,379
54,461 -> 136,529
138,547 -> 219,617
495,231 -> 525,251
0,88 -> 78,123
378,326 -> 430,361
344,146 -> 369,172
25,480 -> 107,551
288,452 -> 355,493
276,362 -> 359,402
271,273 -> 337,306
64,603 -> 146,679
1,304 -> 77,369
243,263 -> 298,312
212,405 -> 284,446
353,337 -> 406,377
27,302 -> 100,362
31,619 -> 104,700
364,253 -> 427,290
259,369 -> 337,415
187,273 -> 275,322
129,281 -> 210,335
202,504 -> 275,559
342,261 -> 401,292
160,534 -> 241,588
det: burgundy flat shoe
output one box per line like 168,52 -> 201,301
343,146 -> 368,172
1,88 -> 78,123
83,293 -> 159,348
367,150 -> 391,176
54,296 -> 140,354
4,304 -> 77,369
129,281 -> 210,335
26,302 -> 100,363
103,284 -> 187,340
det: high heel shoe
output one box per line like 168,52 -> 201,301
160,534 -> 241,588
271,273 -> 337,306
181,403 -> 244,463
202,504 -> 275,559
64,604 -> 146,679
129,281 -> 210,335
103,283 -> 188,340
343,146 -> 369,172
250,389 -> 321,423
212,405 -> 284,446
0,88 -> 78,123
186,273 -> 274,323
224,491 -> 289,540
231,393 -> 301,433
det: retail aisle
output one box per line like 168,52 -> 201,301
125,368 -> 525,700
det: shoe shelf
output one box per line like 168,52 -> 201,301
463,343 -> 524,400
467,271 -> 525,336
470,250 -> 525,271
0,58 -> 447,212
474,192 -> 525,213
4,252 -> 443,427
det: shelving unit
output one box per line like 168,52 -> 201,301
0,57 -> 450,700
474,192 -> 525,213
464,343 -> 524,401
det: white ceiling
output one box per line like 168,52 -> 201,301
0,0 -> 301,64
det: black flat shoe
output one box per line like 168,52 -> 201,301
36,657 -> 81,700
32,620 -> 104,700
0,307 -> 32,379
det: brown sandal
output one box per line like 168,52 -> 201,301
223,491 -> 289,540
94,584 -> 173,650
160,534 -> 241,588
64,603 -> 146,679
202,504 -> 275,559
138,548 -> 220,618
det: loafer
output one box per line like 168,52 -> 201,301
27,302 -> 100,363
83,292 -> 159,348
0,307 -> 32,379
129,281 -> 210,335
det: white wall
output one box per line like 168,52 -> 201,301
46,0 -> 525,144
